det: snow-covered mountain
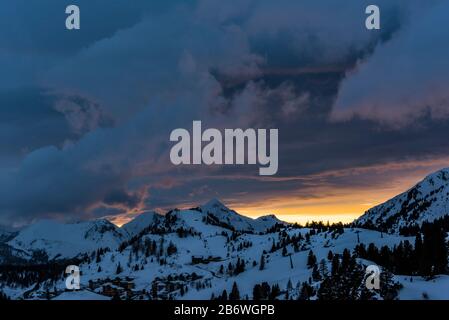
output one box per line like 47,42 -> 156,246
0,226 -> 28,264
1,195 -> 448,300
356,168 -> 449,233
198,199 -> 285,233
7,219 -> 127,260
0,227 -> 16,243
3,200 -> 285,262
121,211 -> 163,237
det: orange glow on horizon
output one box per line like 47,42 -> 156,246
109,186 -> 404,227
228,158 -> 449,224
232,176 -> 422,224
108,157 -> 449,227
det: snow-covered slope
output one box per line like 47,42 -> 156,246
396,275 -> 449,300
121,211 -> 163,237
8,219 -> 127,260
6,225 -> 414,300
254,214 -> 287,230
3,199 -> 284,262
53,290 -> 111,300
0,227 -> 17,243
356,168 -> 449,233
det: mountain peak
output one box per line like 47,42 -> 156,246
8,218 -> 126,260
356,166 -> 449,233
201,198 -> 229,211
420,167 -> 449,187
121,211 -> 162,237
256,214 -> 279,221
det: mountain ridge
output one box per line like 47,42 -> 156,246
4,165 -> 449,264
355,167 -> 449,233
4,199 -> 287,261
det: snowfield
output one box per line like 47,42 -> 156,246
397,275 -> 449,300
53,290 -> 111,300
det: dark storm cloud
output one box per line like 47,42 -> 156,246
0,0 -> 178,53
1,0 -> 449,224
0,88 -> 71,157
333,0 -> 449,126
0,0 -> 189,89
103,189 -> 143,209
0,88 -> 111,162
0,103 -> 171,223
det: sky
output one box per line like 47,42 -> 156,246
1,0 -> 449,227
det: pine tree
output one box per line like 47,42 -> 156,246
317,277 -> 335,300
307,250 -> 317,268
293,241 -> 299,252
341,249 -> 351,270
298,282 -> 314,300
319,259 -> 328,277
312,264 -> 321,281
379,270 -> 401,300
116,262 -> 123,274
259,254 -> 265,270
269,284 -> 281,299
252,282 -> 271,300
167,241 -> 178,256
234,258 -> 245,275
331,255 -> 340,276
229,282 -> 240,300
253,284 -> 263,300
221,289 -> 228,300
286,279 -> 293,291
96,250 -> 102,263
271,239 -> 276,252
151,281 -> 158,300
282,246 -> 288,256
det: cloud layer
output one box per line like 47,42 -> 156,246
1,0 -> 449,225
333,1 -> 449,126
